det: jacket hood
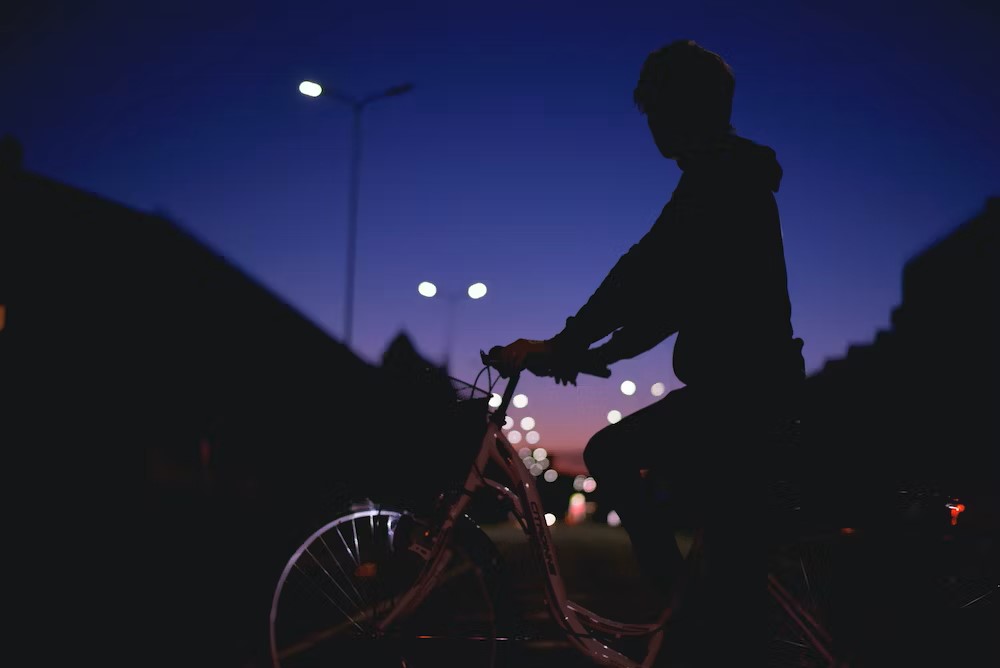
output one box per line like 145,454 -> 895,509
678,133 -> 783,193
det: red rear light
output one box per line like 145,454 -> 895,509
945,501 -> 966,526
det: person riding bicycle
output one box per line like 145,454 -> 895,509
496,39 -> 806,662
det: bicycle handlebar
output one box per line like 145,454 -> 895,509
481,346 -> 612,380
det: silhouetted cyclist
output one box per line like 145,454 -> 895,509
497,39 -> 806,664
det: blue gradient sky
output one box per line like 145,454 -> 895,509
4,0 -> 997,467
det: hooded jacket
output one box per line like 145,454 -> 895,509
550,133 -> 805,390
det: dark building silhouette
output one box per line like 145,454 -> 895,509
803,197 -> 998,526
1,139 -> 481,667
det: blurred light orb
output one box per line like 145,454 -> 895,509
537,458 -> 549,469
544,513 -> 557,527
518,446 -> 531,458
582,476 -> 597,493
573,475 -> 586,491
526,431 -> 540,445
543,469 -> 558,482
504,417 -> 515,430
532,447 -> 548,461
508,430 -> 522,444
520,416 -> 535,431
569,492 -> 586,507
607,510 -> 622,527
523,456 -> 536,468
417,281 -> 437,297
529,463 -> 543,476
513,394 -> 528,408
651,382 -> 666,397
607,410 -> 622,424
467,282 -> 488,299
298,80 -> 322,97
620,380 -> 636,396
489,393 -> 502,408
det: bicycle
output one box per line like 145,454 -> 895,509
267,347 -> 997,667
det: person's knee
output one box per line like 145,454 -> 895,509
583,430 -> 615,475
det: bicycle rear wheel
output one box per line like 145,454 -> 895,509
830,526 -> 998,667
269,503 -> 502,667
768,532 -> 846,667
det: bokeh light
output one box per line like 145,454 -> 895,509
607,510 -> 621,527
620,380 -> 636,396
417,281 -> 437,297
582,476 -> 597,493
651,382 -> 666,397
489,393 -> 502,408
507,430 -> 522,444
518,446 -> 532,459
544,513 -> 556,527
607,410 -> 622,424
526,431 -> 540,445
532,447 -> 547,461
543,469 -> 558,482
520,416 -> 535,430
467,282 -> 488,299
573,475 -> 586,491
512,394 -> 528,408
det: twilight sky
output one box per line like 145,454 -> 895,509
4,0 -> 997,468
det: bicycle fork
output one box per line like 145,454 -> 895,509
374,446 -> 489,633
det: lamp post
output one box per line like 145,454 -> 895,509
299,79 -> 413,347
417,281 -> 488,366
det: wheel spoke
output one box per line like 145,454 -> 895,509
317,532 -> 369,611
290,559 -> 365,634
305,542 -> 368,612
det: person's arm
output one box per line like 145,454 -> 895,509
548,211 -> 677,353
498,201 -> 689,375
594,315 -> 677,365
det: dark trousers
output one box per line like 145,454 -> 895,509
584,385 -> 790,663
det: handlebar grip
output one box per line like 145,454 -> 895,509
482,346 -> 515,378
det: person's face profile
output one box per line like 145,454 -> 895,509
647,111 -> 683,159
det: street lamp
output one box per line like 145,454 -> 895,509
417,281 -> 488,366
299,79 -> 414,347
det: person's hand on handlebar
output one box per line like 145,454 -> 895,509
495,338 -> 552,377
494,338 -> 611,385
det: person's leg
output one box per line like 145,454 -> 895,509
583,388 -> 693,596
688,396 -> 776,666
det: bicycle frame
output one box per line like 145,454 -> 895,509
374,367 -> 842,667
270,353 -> 997,668
376,369 -> 679,668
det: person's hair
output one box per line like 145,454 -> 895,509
633,40 -> 735,135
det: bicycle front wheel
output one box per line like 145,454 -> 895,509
269,504 -> 501,668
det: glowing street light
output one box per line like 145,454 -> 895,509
299,79 -> 414,346
298,81 -> 322,97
